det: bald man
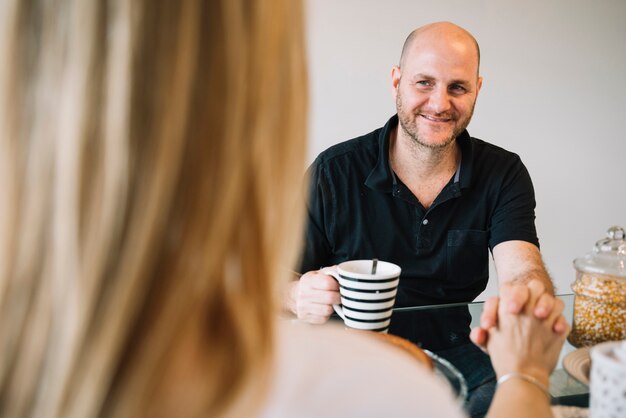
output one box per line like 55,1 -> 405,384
287,22 -> 555,418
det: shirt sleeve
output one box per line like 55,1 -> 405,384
298,160 -> 334,273
488,155 -> 540,250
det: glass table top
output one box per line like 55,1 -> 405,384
388,293 -> 589,406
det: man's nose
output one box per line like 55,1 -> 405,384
427,86 -> 452,114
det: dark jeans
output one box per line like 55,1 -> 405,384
434,343 -> 496,418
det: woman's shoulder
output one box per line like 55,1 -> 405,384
258,319 -> 466,418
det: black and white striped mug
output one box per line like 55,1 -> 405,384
322,260 -> 401,333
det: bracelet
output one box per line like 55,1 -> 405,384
497,372 -> 551,400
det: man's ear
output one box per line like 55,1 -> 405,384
476,75 -> 483,95
391,66 -> 401,100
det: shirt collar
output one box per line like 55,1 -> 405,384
456,129 -> 473,189
364,115 -> 398,192
364,114 -> 474,192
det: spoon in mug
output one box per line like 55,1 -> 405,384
371,258 -> 378,275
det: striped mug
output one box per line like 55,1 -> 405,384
322,260 -> 401,333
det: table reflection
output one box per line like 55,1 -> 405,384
388,294 -> 589,407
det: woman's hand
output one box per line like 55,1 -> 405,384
476,280 -> 570,382
470,280 -> 569,352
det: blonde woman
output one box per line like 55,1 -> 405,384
0,0 -> 566,417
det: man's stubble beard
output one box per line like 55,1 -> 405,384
396,90 -> 476,151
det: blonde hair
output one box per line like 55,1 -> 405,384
0,0 -> 307,416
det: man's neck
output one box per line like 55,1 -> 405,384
389,126 -> 460,184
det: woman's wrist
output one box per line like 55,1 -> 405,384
497,366 -> 550,386
497,371 -> 551,400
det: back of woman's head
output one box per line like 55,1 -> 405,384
0,0 -> 306,416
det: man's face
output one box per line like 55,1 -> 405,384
392,36 -> 482,149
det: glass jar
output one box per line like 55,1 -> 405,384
568,226 -> 626,347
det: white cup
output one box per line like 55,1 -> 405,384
322,260 -> 401,333
589,340 -> 626,418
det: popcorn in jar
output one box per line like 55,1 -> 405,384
568,226 -> 626,348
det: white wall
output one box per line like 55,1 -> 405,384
305,0 -> 626,299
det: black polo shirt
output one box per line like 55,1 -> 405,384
299,115 -> 539,348
300,116 -> 539,350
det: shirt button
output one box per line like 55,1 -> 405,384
422,219 -> 429,225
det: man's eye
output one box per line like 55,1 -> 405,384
450,84 -> 467,93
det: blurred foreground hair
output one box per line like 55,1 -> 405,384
0,0 -> 307,416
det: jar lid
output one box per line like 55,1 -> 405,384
573,226 -> 626,277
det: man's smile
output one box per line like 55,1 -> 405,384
420,113 -> 453,123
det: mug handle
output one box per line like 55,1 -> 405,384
321,267 -> 345,320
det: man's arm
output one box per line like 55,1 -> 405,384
283,159 -> 341,323
493,240 -> 557,321
492,240 -> 554,295
471,240 -> 566,349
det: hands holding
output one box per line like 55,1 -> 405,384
470,280 -> 569,351
470,279 -> 570,383
287,269 -> 340,324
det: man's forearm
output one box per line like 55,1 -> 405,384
506,266 -> 555,295
493,240 -> 556,295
